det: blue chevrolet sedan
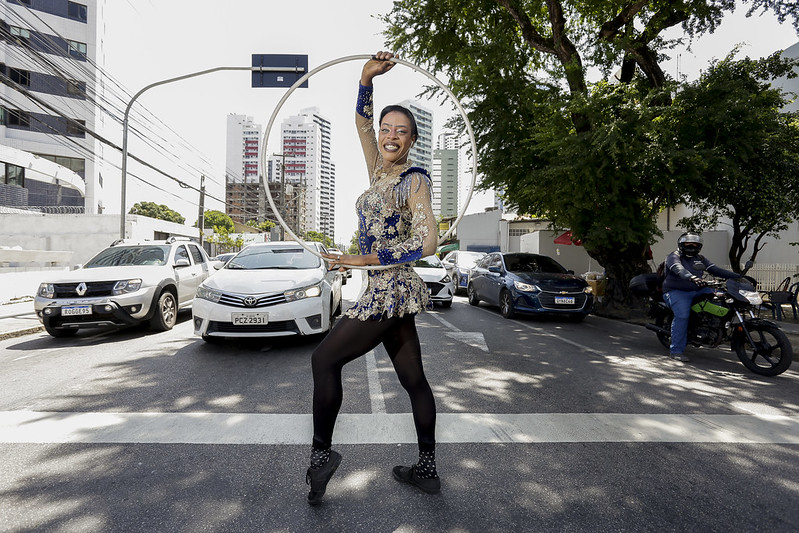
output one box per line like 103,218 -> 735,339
467,252 -> 593,321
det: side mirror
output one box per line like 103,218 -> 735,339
488,266 -> 502,273
72,264 -> 83,271
213,261 -> 224,270
174,258 -> 191,268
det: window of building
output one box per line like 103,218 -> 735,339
67,118 -> 85,136
66,78 -> 84,96
67,40 -> 87,60
9,67 -> 30,86
7,109 -> 30,128
9,26 -> 31,42
33,154 -> 85,174
2,162 -> 25,187
68,2 -> 88,23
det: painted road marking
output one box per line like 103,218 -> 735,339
0,411 -> 797,445
428,311 -> 489,352
365,349 -> 386,414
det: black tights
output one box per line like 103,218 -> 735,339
311,314 -> 436,452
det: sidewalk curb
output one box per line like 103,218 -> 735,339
0,325 -> 43,341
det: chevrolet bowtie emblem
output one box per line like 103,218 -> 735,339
76,282 -> 87,296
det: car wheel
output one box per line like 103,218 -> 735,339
149,290 -> 177,331
44,324 -> 78,338
499,290 -> 515,319
467,284 -> 480,306
451,275 -> 460,295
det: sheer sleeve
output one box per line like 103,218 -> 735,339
355,84 -> 380,180
376,171 -> 438,265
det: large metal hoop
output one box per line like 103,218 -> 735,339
260,54 -> 478,270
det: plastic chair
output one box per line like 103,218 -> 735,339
768,277 -> 794,321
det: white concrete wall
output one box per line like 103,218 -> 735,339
457,210 -> 502,252
0,213 -> 200,266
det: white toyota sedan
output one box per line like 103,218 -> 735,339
412,255 -> 453,308
192,241 -> 343,341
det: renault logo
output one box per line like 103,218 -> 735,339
243,296 -> 258,307
76,282 -> 87,296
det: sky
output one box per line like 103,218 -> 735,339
99,1 -> 799,245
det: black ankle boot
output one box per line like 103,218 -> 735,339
306,450 -> 342,505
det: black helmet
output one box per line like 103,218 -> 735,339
678,233 -> 703,257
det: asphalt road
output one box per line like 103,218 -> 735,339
1,276 -> 798,533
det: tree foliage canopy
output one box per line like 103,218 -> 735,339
129,201 -> 185,225
382,0 -> 799,309
246,219 -> 276,232
670,52 -> 799,271
202,210 -> 234,233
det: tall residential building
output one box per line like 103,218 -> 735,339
399,99 -> 433,173
0,0 -> 104,213
225,113 -> 262,224
280,107 -> 335,240
433,147 -> 458,219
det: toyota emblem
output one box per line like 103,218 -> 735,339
243,296 -> 258,307
76,282 -> 87,296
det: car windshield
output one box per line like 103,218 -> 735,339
457,252 -> 485,268
85,245 -> 170,267
413,256 -> 442,268
504,254 -> 566,274
226,246 -> 321,270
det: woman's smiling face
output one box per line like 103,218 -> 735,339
378,111 -> 416,165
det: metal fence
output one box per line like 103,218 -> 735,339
722,263 -> 799,292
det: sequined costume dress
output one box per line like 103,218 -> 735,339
344,84 -> 438,321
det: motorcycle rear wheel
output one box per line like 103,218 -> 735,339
655,314 -> 672,350
732,324 -> 793,376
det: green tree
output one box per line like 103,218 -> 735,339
202,210 -> 234,233
670,52 -> 799,272
348,233 -> 360,255
129,201 -> 185,224
304,231 -> 334,248
206,226 -> 244,253
382,0 -> 798,312
246,219 -> 276,233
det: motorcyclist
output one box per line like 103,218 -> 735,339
662,233 -> 739,362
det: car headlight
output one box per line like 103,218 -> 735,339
38,283 -> 55,299
584,286 -> 594,294
196,285 -> 222,303
440,274 -> 451,283
514,281 -> 538,292
285,283 -> 322,301
112,279 -> 142,295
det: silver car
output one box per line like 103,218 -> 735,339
34,237 -> 211,337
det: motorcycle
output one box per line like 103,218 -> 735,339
630,268 -> 793,376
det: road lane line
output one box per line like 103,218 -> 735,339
1,411 -> 797,445
427,311 -> 490,352
365,349 -> 386,414
472,305 -> 605,355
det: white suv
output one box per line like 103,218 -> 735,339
34,237 -> 211,337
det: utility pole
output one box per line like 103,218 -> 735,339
197,175 -> 206,246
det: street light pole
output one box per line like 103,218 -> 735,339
119,64 -> 305,239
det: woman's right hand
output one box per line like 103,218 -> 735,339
361,51 -> 396,85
